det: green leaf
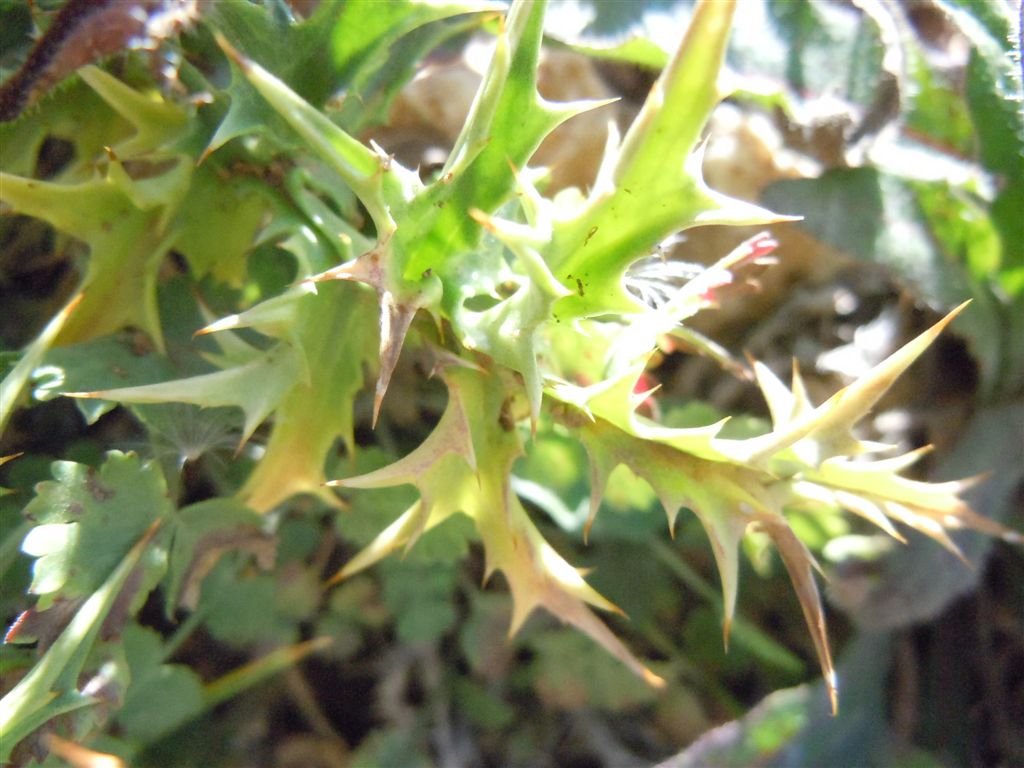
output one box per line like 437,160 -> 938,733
0,298 -> 82,434
527,629 -> 661,711
116,624 -> 205,743
664,684 -> 812,767
201,566 -> 296,648
164,499 -> 273,612
761,0 -> 876,104
458,591 -> 515,677
331,6 -> 499,133
381,561 -> 459,643
0,524 -> 160,762
170,163 -> 269,287
205,0 -> 345,102
452,677 -> 516,729
317,575 -> 389,660
943,1 -> 1024,176
35,333 -> 180,424
767,633 -> 893,768
349,728 -> 432,768
939,1 -> 1024,297
208,0 -> 490,121
20,452 -> 173,609
652,541 -> 805,677
903,45 -> 975,156
219,30 -> 413,240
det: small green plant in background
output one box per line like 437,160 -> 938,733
1,0 -> 1021,765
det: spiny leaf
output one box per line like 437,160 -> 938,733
459,196 -> 572,426
0,158 -> 192,350
478,486 -> 663,688
575,415 -> 755,644
802,453 -> 1019,554
331,1 -> 506,132
563,363 -> 730,462
67,343 -> 302,446
217,32 -> 413,237
77,66 -> 188,158
756,517 -> 838,716
402,0 -> 609,281
329,373 -> 477,492
197,282 -> 319,346
310,248 -> 441,427
0,77 -> 126,178
237,283 -> 379,512
327,371 -> 480,575
546,0 -> 793,320
329,366 -> 662,686
722,302 -> 970,465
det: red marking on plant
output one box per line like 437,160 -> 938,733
4,609 -> 31,644
633,372 -> 660,417
742,232 -> 779,263
697,232 -> 779,305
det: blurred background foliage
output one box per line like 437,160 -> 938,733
1,0 -> 1022,766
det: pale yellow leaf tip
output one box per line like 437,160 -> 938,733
194,314 -> 241,337
642,667 -> 667,689
827,669 -> 839,716
323,568 -> 346,588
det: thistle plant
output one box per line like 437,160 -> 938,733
0,0 -> 1019,761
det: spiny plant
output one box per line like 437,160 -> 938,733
0,0 -> 1019,760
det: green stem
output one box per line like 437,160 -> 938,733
161,604 -> 210,662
